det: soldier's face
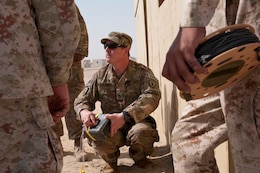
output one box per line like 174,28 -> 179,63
104,41 -> 128,64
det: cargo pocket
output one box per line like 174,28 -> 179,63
30,98 -> 54,130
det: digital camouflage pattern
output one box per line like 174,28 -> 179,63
172,95 -> 228,173
52,5 -> 88,140
172,2 -> 229,172
221,1 -> 260,172
0,98 -> 63,173
174,0 -> 260,172
181,0 -> 259,37
74,60 -> 161,162
0,0 -> 80,99
0,0 -> 80,172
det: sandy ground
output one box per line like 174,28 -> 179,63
60,118 -> 173,173
60,67 -> 173,173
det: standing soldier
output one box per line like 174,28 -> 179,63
74,32 -> 161,173
52,5 -> 89,162
162,0 -> 260,172
0,0 -> 80,172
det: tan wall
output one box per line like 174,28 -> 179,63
133,0 -> 233,172
134,0 -> 186,144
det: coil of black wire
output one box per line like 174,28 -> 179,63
195,28 -> 260,66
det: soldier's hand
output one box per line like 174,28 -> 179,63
162,27 -> 207,92
48,83 -> 69,123
106,113 -> 125,137
80,109 -> 97,128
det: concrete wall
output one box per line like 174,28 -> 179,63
133,0 -> 233,172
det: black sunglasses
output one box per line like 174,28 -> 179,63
104,43 -> 125,49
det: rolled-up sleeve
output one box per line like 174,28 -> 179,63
181,0 -> 220,27
33,0 -> 80,85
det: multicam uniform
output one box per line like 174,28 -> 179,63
52,5 -> 88,141
172,0 -> 260,173
74,60 -> 161,163
0,0 -> 80,172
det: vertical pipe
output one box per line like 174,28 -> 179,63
143,0 -> 149,66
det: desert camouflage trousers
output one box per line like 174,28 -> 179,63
220,66 -> 260,173
53,61 -> 85,139
0,97 -> 63,173
172,67 -> 260,173
171,94 -> 228,173
88,117 -> 159,163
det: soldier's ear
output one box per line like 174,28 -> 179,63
124,47 -> 130,55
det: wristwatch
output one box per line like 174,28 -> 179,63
122,111 -> 133,124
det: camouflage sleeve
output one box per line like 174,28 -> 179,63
181,0 -> 220,27
74,73 -> 98,120
33,0 -> 80,85
75,5 -> 89,57
123,69 -> 161,123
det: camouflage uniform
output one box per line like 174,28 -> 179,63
0,0 -> 80,172
171,1 -> 229,172
172,0 -> 260,172
172,94 -> 228,173
74,60 -> 161,163
52,5 -> 88,141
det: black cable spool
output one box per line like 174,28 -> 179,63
181,24 -> 260,101
195,28 -> 259,66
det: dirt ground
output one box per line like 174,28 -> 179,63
60,118 -> 173,173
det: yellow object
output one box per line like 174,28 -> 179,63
84,114 -> 101,141
85,129 -> 96,141
80,169 -> 85,173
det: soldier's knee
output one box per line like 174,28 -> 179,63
171,126 -> 183,147
127,125 -> 159,145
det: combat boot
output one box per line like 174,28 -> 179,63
74,138 -> 88,162
135,158 -> 154,169
101,161 -> 119,173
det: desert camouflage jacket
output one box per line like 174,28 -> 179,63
181,0 -> 259,37
74,60 -> 161,123
75,5 -> 88,57
0,0 -> 80,99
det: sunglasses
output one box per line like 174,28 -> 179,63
104,43 -> 126,49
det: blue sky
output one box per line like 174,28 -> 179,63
75,0 -> 137,59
